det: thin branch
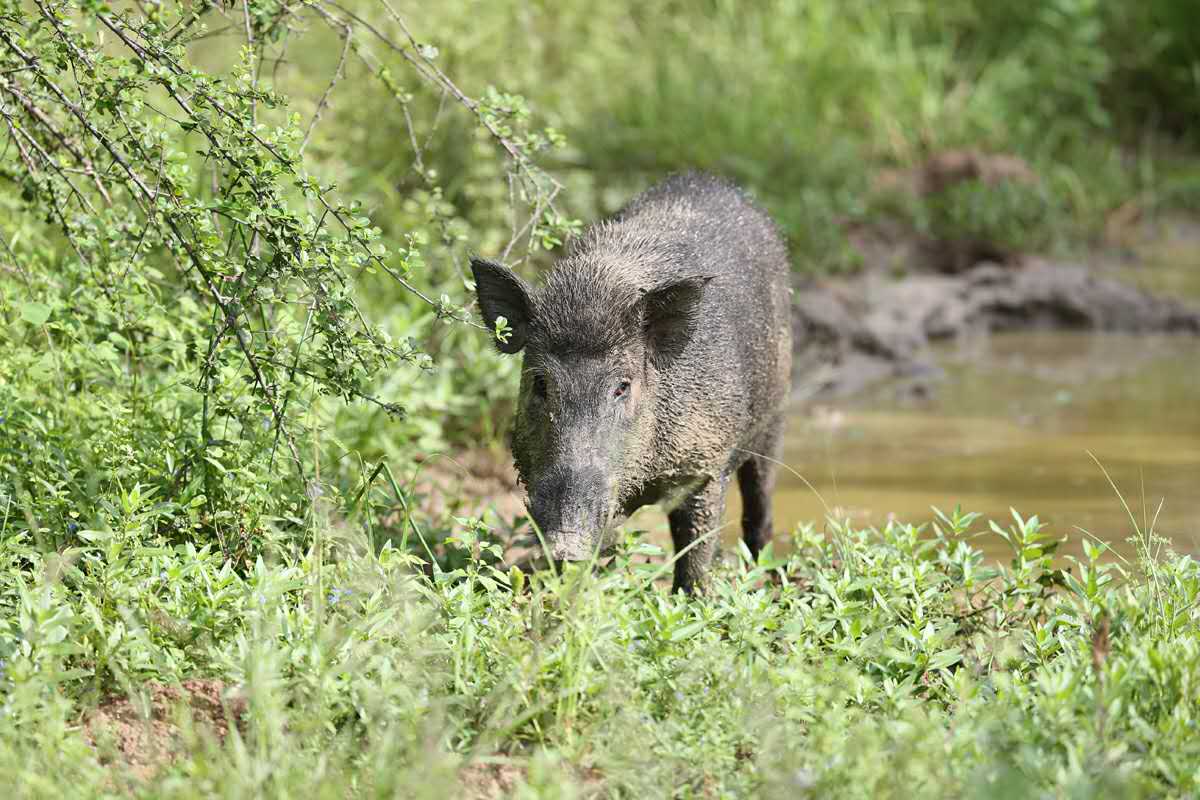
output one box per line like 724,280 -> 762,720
299,19 -> 351,155
241,0 -> 258,123
0,78 -> 111,204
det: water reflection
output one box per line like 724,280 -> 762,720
764,332 -> 1199,561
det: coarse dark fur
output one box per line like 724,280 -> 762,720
472,173 -> 792,592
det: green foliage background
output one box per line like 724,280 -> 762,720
0,0 -> 1198,796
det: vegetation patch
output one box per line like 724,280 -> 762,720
1,2 -> 1198,797
4,500 -> 1199,797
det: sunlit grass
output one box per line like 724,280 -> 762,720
2,497 -> 1197,797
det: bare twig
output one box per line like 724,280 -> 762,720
299,19 -> 351,155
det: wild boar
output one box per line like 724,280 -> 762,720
471,173 -> 792,592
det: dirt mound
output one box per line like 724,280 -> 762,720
874,148 -> 1039,198
459,761 -> 605,799
83,679 -> 246,783
398,448 -> 545,567
460,762 -> 527,799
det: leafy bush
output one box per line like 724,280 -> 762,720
0,0 -> 574,560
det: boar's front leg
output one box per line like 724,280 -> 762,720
668,475 -> 730,594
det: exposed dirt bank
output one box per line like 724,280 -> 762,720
793,152 -> 1200,400
792,257 -> 1200,400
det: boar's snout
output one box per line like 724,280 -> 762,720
529,465 -> 611,561
544,530 -> 593,561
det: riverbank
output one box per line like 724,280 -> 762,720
793,179 -> 1200,401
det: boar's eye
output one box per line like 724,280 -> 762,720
531,374 -> 548,401
613,379 -> 631,399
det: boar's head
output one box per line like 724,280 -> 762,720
471,256 -> 710,562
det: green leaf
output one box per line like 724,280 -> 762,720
669,620 -> 706,642
19,303 -> 51,325
928,647 -> 964,670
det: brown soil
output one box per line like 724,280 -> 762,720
409,448 -> 526,525
459,760 -> 605,799
83,679 -> 246,783
460,762 -> 527,799
397,448 -> 549,568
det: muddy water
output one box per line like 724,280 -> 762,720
745,332 -> 1200,562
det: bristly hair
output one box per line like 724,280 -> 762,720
522,172 -> 775,357
528,227 -> 696,356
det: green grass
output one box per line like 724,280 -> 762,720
2,500 -> 1198,798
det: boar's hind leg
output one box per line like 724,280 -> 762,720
737,417 -> 784,562
668,475 -> 730,594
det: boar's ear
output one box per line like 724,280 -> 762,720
640,275 -> 713,365
471,256 -> 534,354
